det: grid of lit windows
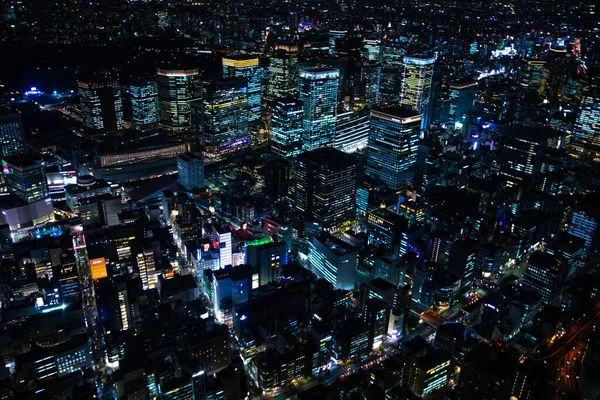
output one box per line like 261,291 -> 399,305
366,108 -> 421,190
299,68 -> 340,152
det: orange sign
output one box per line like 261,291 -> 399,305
90,258 -> 108,280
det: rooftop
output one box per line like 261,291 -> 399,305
315,233 -> 357,256
299,147 -> 357,170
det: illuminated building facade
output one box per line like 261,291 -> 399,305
522,252 -> 568,305
157,67 -> 201,133
574,94 -> 600,145
400,55 -> 436,129
137,249 -> 157,290
177,152 -> 205,190
222,54 -> 262,123
200,78 -> 250,153
409,349 -> 452,398
448,238 -> 478,290
334,109 -> 370,153
308,234 -> 357,290
78,78 -> 124,133
364,298 -> 388,350
499,127 -> 546,187
97,142 -> 189,167
294,148 -> 357,229
353,59 -> 381,110
3,155 -> 49,203
568,210 -> 598,262
212,224 -> 232,269
245,238 -> 288,286
299,68 -> 340,152
379,38 -> 406,105
367,208 -> 409,256
517,59 -> 545,91
0,110 -> 25,158
270,97 -> 304,158
267,42 -> 299,99
366,107 -> 421,190
117,283 -> 131,331
448,80 -> 477,124
130,78 -> 158,127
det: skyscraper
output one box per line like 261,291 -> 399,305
130,78 -> 158,127
2,154 -> 49,203
517,59 -> 546,91
245,238 -> 288,286
367,208 -> 409,256
379,37 -> 406,105
137,249 -> 157,291
177,152 -> 205,190
213,224 -> 232,269
522,252 -> 568,305
294,148 -> 357,230
78,77 -> 124,133
400,55 -> 436,129
267,42 -> 299,100
366,107 -> 421,190
156,66 -> 201,134
500,126 -> 547,187
270,97 -> 304,158
568,203 -> 598,262
574,92 -> 600,145
199,78 -> 250,154
448,80 -> 477,124
334,109 -> 370,153
299,68 -> 340,152
353,60 -> 380,110
222,54 -> 262,123
0,109 -> 25,158
308,233 -> 357,290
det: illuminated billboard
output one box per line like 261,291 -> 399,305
90,257 -> 108,280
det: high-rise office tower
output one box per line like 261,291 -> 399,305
366,107 -> 421,190
271,97 -> 304,158
2,154 -> 49,203
522,252 -> 568,305
0,109 -> 25,158
177,152 -> 205,190
156,66 -> 201,134
448,238 -> 478,290
308,233 -> 357,290
294,148 -> 357,230
517,59 -> 545,91
78,77 -> 124,133
574,92 -> 600,145
353,60 -> 380,110
212,224 -> 232,269
199,78 -> 250,154
448,80 -> 477,124
568,204 -> 598,262
408,349 -> 452,398
245,238 -> 288,286
400,55 -> 436,129
299,68 -> 340,152
130,78 -> 158,127
334,110 -> 370,153
379,37 -> 406,105
367,208 -> 409,256
364,298 -> 389,350
137,249 -> 157,291
267,42 -> 299,99
222,55 -> 262,123
500,126 -> 547,187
